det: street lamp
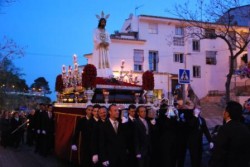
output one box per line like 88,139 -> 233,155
183,53 -> 191,104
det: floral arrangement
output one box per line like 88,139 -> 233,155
82,64 -> 97,89
142,70 -> 154,90
235,62 -> 250,79
55,74 -> 64,93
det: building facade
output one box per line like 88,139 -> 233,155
85,14 -> 249,101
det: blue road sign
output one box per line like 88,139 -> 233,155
179,69 -> 190,84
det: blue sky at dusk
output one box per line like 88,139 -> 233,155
0,0 -> 248,101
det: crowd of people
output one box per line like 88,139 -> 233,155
1,99 -> 250,167
70,100 -> 250,167
0,103 -> 54,157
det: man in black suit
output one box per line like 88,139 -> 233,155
99,104 -> 128,167
209,101 -> 250,167
47,105 -> 55,152
134,105 -> 151,167
34,103 -> 46,154
71,105 -> 93,167
91,105 -> 107,166
10,111 -> 22,148
147,107 -> 159,167
26,109 -> 36,146
158,105 -> 180,167
187,106 -> 213,167
126,104 -> 137,167
40,104 -> 55,156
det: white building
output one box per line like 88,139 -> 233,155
85,14 -> 249,101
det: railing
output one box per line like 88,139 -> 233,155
208,90 -> 225,96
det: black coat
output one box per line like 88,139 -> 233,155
90,118 -> 103,156
99,119 -> 128,167
209,120 -> 250,167
72,117 -> 94,166
126,118 -> 137,167
188,116 -> 212,147
42,111 -> 54,134
134,118 -> 151,157
72,117 -> 93,145
134,118 -> 152,167
187,116 -> 212,167
158,116 -> 179,167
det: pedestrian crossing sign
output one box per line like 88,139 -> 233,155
179,69 -> 190,84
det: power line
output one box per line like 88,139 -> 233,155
25,52 -> 76,58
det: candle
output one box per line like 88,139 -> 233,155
74,63 -> 78,70
62,65 -> 66,73
73,54 -> 77,63
68,65 -> 72,74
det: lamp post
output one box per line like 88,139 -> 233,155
182,53 -> 191,104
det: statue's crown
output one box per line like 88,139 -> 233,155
96,11 -> 110,20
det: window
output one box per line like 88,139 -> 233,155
173,53 -> 184,63
175,26 -> 184,36
149,51 -> 159,72
134,49 -> 144,71
173,37 -> 184,46
206,51 -> 217,65
148,23 -> 158,34
193,66 -> 201,78
192,40 -> 200,51
228,31 -> 236,50
204,29 -> 216,39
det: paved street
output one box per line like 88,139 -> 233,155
0,144 -> 68,167
0,101 -> 224,167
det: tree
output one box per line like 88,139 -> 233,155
30,77 -> 51,95
0,36 -> 25,70
0,57 -> 29,110
168,0 -> 250,102
0,57 -> 28,91
0,34 -> 26,110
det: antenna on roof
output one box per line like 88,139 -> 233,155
135,4 -> 144,16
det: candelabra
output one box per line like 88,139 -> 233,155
62,54 -> 82,93
117,60 -> 139,84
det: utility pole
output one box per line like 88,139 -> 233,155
182,53 -> 191,104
